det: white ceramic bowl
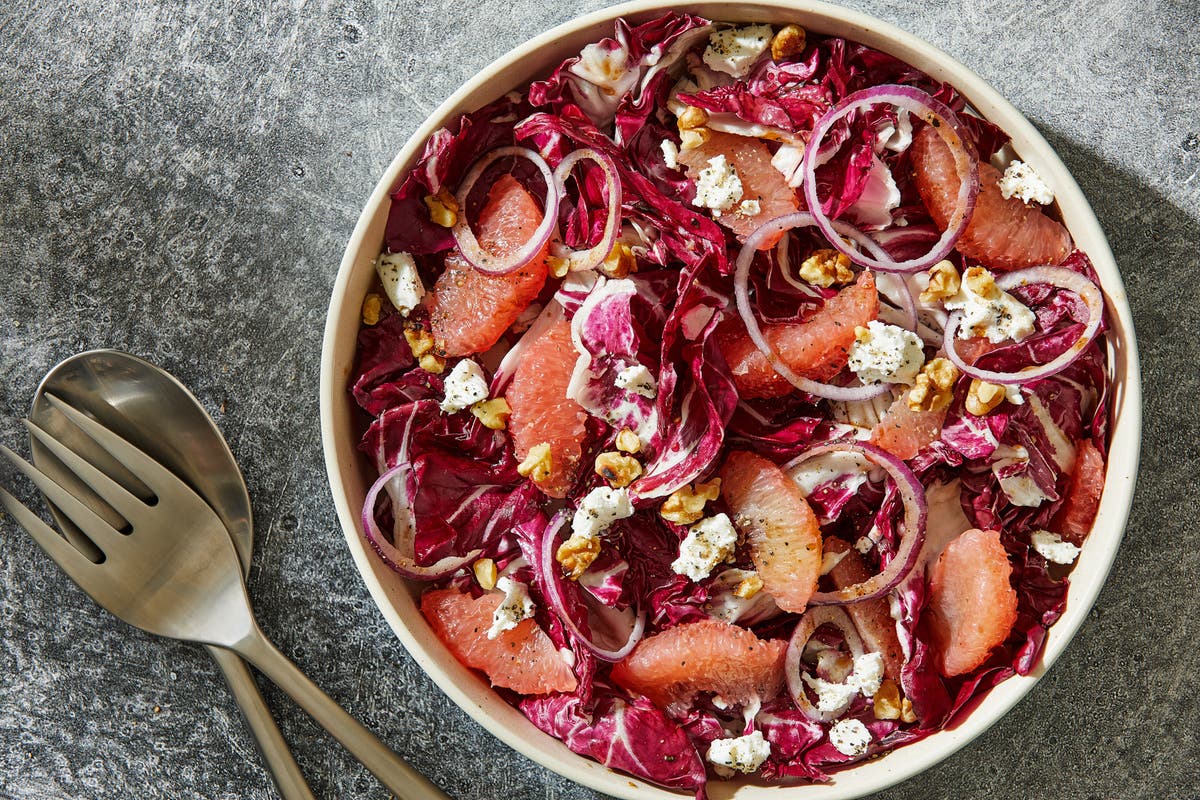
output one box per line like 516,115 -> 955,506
320,2 -> 1141,797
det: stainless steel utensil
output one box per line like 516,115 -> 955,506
0,394 -> 448,800
28,350 -> 314,800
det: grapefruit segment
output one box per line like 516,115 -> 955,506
717,270 -> 879,400
677,130 -> 800,245
870,393 -> 948,460
1050,438 -> 1104,545
611,619 -> 786,711
720,450 -> 822,613
421,587 -> 578,694
911,127 -> 1072,271
505,317 -> 588,498
823,537 -> 905,681
926,528 -> 1018,677
429,174 -> 550,356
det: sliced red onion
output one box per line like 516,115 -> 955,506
734,212 -> 892,402
785,606 -> 866,722
451,146 -> 558,275
361,462 -> 481,580
783,441 -> 926,605
943,266 -> 1104,385
536,512 -> 646,662
548,148 -> 623,273
802,85 -> 979,273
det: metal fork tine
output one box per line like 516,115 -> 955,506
44,394 -> 181,499
22,418 -> 147,528
0,481 -> 100,575
0,446 -> 128,552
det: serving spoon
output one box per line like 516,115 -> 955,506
29,350 -> 315,800
4,365 -> 448,798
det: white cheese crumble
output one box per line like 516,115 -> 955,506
376,251 -> 425,316
671,513 -> 738,581
439,359 -> 489,414
847,652 -> 885,698
736,198 -> 761,216
802,674 -> 858,714
706,730 -> 771,775
801,652 -> 886,714
661,139 -> 679,170
998,160 -> 1054,205
1031,530 -> 1081,565
487,576 -> 535,639
848,321 -> 925,385
692,155 -> 743,216
615,363 -> 657,399
571,486 -> 634,540
943,271 -> 1037,344
829,718 -> 872,756
702,24 -> 773,78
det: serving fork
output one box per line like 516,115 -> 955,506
0,394 -> 449,800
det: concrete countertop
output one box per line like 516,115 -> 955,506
1,1 -> 1196,798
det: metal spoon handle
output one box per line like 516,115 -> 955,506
207,645 -> 316,800
231,626 -> 450,800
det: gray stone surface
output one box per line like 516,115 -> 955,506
0,0 -> 1196,798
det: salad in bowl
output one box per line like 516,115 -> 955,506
328,7 -> 1132,799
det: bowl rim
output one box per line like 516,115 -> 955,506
319,2 -> 1142,797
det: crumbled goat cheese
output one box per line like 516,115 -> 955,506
848,321 -> 926,385
801,652 -> 886,714
1031,530 -> 1081,564
571,486 -> 634,540
703,24 -> 773,78
847,652 -> 885,697
439,359 -> 489,414
376,251 -> 425,316
615,363 -> 657,398
672,513 -> 738,581
829,718 -> 872,756
998,160 -> 1054,205
661,139 -> 679,169
487,577 -> 535,639
707,730 -> 771,775
802,674 -> 858,714
944,271 -> 1037,343
736,198 -> 761,216
692,155 -> 743,215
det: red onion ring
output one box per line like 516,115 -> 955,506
802,85 -> 979,273
735,212 -> 893,402
451,146 -> 558,275
361,462 -> 481,580
548,148 -> 624,273
536,512 -> 646,662
783,441 -> 926,605
943,266 -> 1104,385
785,606 -> 866,722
